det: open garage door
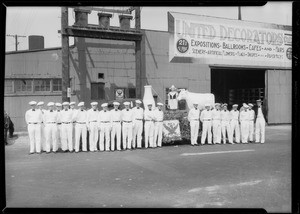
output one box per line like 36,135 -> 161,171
266,70 -> 292,124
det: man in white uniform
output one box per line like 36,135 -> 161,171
220,103 -> 233,144
200,103 -> 212,145
37,101 -> 46,152
70,102 -> 77,149
110,102 -> 122,151
73,102 -> 88,152
211,103 -> 222,144
248,103 -> 255,143
55,103 -> 63,150
87,102 -> 99,152
154,102 -> 164,148
144,103 -> 155,148
255,99 -> 266,143
132,100 -> 144,149
98,103 -> 111,151
60,102 -> 74,152
121,102 -> 134,150
230,104 -> 240,143
188,102 -> 200,146
43,102 -> 58,153
240,103 -> 250,143
25,101 -> 43,154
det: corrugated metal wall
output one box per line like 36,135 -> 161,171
144,30 -> 211,103
267,69 -> 292,124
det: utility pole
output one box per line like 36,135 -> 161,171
238,6 -> 242,20
6,34 -> 26,51
61,7 -> 70,102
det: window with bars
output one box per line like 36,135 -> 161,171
5,80 -> 13,93
34,79 -> 51,92
53,79 -> 62,92
15,80 -> 32,92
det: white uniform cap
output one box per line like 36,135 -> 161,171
169,85 -> 176,90
256,99 -> 262,102
193,101 -> 198,105
55,103 -> 62,107
123,102 -> 130,106
232,104 -> 238,107
47,102 -> 54,107
135,100 -> 142,104
101,103 -> 108,108
113,102 -> 120,106
69,102 -> 76,106
157,102 -> 163,106
214,103 -> 220,106
222,103 -> 228,107
62,102 -> 69,106
29,101 -> 37,105
248,103 -> 254,107
91,102 -> 98,106
37,101 -> 44,106
78,102 -> 84,107
204,103 -> 210,107
243,103 -> 249,108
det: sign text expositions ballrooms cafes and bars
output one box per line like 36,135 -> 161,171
168,12 -> 292,68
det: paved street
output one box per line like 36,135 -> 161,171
5,125 -> 291,212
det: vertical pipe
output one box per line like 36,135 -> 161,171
135,7 -> 142,99
61,7 -> 70,102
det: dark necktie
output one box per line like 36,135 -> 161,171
115,109 -> 118,111
50,110 -> 53,112
81,110 -> 83,112
94,110 -> 96,112
32,109 -> 35,111
65,109 -> 68,111
137,107 -> 140,109
159,110 -> 161,111
127,109 -> 129,111
104,110 -> 107,112
58,110 -> 60,112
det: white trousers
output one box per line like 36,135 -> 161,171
230,120 -> 240,143
190,120 -> 199,145
61,123 -> 73,151
248,120 -> 254,141
221,120 -> 233,143
212,120 -> 221,144
111,122 -> 121,151
41,124 -> 46,151
57,124 -> 63,149
144,121 -> 154,148
133,120 -> 143,148
255,118 -> 266,143
154,121 -> 163,147
99,124 -> 111,151
28,124 -> 41,153
45,124 -> 58,152
240,120 -> 249,143
89,122 -> 98,151
75,123 -> 87,152
201,121 -> 212,144
122,122 -> 133,149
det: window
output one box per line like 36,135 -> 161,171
128,88 -> 136,99
34,79 -> 51,92
15,80 -> 32,92
91,83 -> 105,100
98,73 -> 104,79
5,80 -> 13,93
53,79 -> 62,91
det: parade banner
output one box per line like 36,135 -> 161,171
163,120 -> 182,141
168,12 -> 292,68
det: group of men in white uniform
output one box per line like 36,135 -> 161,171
25,100 -> 164,154
188,99 -> 266,146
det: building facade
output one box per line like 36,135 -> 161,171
5,17 -> 292,131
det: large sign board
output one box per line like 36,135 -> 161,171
168,12 -> 292,68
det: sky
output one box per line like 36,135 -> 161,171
5,2 -> 292,52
